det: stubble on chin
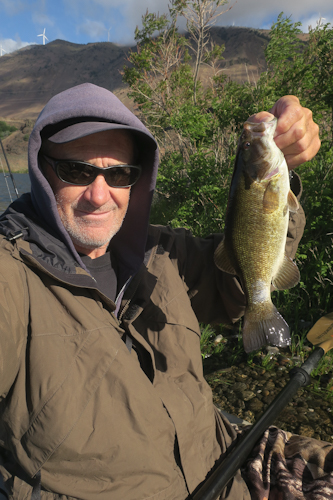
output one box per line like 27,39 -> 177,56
55,194 -> 126,250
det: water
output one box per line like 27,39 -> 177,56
0,173 -> 31,212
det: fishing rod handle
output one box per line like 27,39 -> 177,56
289,347 -> 325,387
300,346 -> 325,374
193,347 -> 325,500
192,371 -> 308,500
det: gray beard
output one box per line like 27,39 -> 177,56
55,194 -> 129,251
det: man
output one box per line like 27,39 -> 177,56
0,83 -> 320,499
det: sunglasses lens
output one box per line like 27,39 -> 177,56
56,161 -> 141,187
105,166 -> 141,187
57,162 -> 95,185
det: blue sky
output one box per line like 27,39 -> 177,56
1,0 -> 332,55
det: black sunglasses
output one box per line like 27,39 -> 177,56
42,155 -> 142,188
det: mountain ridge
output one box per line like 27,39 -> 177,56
0,26 -> 273,121
0,26 -> 273,170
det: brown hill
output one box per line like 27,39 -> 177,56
0,26 -> 271,171
209,26 -> 269,80
0,39 -> 133,120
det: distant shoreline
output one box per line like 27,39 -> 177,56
11,169 -> 28,174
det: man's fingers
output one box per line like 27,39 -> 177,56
248,111 -> 275,123
274,115 -> 308,152
248,95 -> 321,168
284,132 -> 321,168
269,97 -> 321,168
270,96 -> 302,136
280,117 -> 320,168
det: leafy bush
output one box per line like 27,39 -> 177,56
0,121 -> 17,140
150,147 -> 235,236
124,5 -> 333,355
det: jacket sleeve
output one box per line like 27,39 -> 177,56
170,173 -> 306,325
0,242 -> 28,397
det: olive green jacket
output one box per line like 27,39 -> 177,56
0,205 -> 305,499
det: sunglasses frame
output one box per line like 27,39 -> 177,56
42,154 -> 142,188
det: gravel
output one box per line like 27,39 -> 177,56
204,347 -> 333,443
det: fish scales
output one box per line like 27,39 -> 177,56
214,116 -> 300,352
231,172 -> 289,301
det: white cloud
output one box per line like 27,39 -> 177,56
218,0 -> 333,32
64,0 -> 172,44
32,12 -> 54,27
73,0 -> 333,45
59,0 -> 333,46
0,0 -> 26,16
0,38 -> 34,54
300,14 -> 333,31
77,20 -> 107,39
92,0 -> 333,32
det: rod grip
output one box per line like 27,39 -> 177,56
192,346 -> 325,500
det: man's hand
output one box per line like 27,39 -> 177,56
269,95 -> 321,169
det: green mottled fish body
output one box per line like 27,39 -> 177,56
214,118 -> 300,352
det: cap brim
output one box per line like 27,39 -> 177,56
47,121 -> 157,150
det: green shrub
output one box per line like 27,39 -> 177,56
0,121 -> 17,140
125,5 -> 333,357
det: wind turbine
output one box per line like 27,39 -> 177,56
0,45 -> 7,56
38,28 -> 48,45
108,27 -> 112,42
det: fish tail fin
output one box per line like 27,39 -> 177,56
242,302 -> 290,353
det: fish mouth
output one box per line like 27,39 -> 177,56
244,117 -> 277,138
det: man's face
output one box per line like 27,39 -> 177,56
43,129 -> 134,259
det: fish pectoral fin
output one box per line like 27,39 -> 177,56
262,181 -> 280,213
272,254 -> 300,290
214,239 -> 237,275
287,189 -> 299,212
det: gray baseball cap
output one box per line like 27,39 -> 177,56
44,119 -> 157,150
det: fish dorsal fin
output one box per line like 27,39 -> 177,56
263,181 -> 280,214
287,189 -> 299,212
272,254 -> 300,290
214,239 -> 237,275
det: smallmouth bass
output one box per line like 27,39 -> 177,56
214,115 -> 300,353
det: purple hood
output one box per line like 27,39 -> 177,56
28,83 -> 159,275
